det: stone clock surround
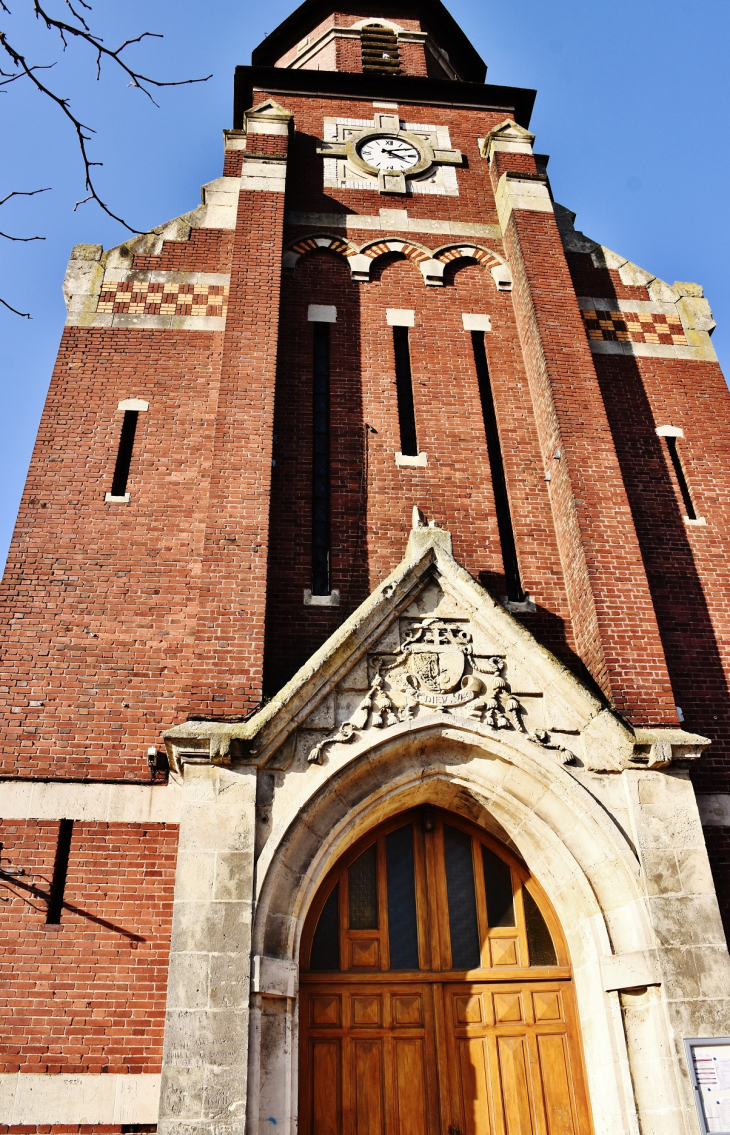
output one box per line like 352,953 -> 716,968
318,109 -> 462,193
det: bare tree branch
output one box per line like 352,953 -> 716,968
0,187 -> 49,314
31,0 -> 211,103
0,1 -> 212,314
0,0 -> 211,232
0,295 -> 31,317
0,187 -> 50,208
0,228 -> 45,240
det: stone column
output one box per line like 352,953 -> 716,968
621,768 -> 730,1135
158,761 -> 257,1135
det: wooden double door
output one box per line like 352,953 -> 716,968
299,810 -> 592,1135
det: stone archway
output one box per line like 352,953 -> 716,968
248,727 -> 680,1135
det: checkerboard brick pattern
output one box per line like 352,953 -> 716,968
97,280 -> 229,317
582,307 -> 687,345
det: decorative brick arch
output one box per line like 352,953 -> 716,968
432,242 -> 513,289
357,236 -> 433,265
282,233 -> 360,274
282,234 -> 513,288
350,17 -> 406,32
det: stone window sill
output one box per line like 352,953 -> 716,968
304,589 -> 340,606
395,452 -> 427,467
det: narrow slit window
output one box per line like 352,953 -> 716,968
310,883 -> 340,971
386,824 -> 419,970
471,331 -> 524,602
523,887 -> 557,966
482,844 -> 516,928
443,824 -> 480,970
312,322 -> 331,595
393,326 -> 418,456
665,436 -> 697,519
110,410 -> 139,497
46,818 -> 73,925
348,844 -> 378,930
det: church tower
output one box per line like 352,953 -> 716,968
2,2 -> 730,1132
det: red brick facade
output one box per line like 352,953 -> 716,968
1,0 -> 728,1121
0,822 -> 176,1073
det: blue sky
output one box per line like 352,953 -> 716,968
1,0 -> 728,569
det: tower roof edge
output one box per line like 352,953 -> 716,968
234,65 -> 536,130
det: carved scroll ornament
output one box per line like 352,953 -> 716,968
308,618 -> 575,765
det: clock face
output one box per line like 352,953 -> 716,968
359,136 -> 421,172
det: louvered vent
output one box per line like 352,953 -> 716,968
360,24 -> 401,75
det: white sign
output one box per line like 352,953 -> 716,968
686,1039 -> 730,1134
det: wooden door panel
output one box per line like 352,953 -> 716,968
353,994 -> 383,1027
456,1037 -> 492,1135
533,990 -> 563,1023
496,1035 -> 535,1135
392,993 -> 423,1026
443,982 -> 590,1135
394,1038 -> 429,1135
536,1034 -> 578,1135
301,984 -> 437,1135
493,993 -> 523,1024
353,1039 -> 385,1135
311,1040 -> 342,1135
312,993 -> 342,1027
301,813 -> 593,1135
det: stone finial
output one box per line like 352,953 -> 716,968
245,98 -> 293,123
412,505 -> 427,529
479,119 -> 536,163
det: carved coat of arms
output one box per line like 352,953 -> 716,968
308,617 -> 575,766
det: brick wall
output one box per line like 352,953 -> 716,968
133,228 -> 234,274
564,248 -> 730,787
0,820 -> 177,1072
264,244 -> 576,692
0,85 -> 727,777
0,328 -> 223,779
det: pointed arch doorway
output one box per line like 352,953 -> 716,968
299,807 -> 593,1135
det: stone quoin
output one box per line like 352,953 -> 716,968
1,2 -> 730,1133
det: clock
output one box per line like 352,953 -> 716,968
358,136 -> 421,172
317,117 -> 462,195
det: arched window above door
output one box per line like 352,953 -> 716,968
303,808 -> 564,976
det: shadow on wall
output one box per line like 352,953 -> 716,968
478,569 -> 608,704
263,250 -> 368,697
286,132 -> 359,217
580,269 -> 730,793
